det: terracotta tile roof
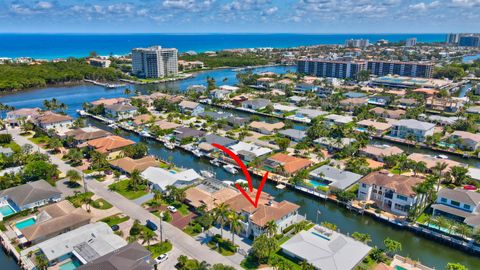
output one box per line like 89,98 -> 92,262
225,190 -> 273,214
250,200 -> 299,227
407,153 -> 465,171
451,131 -> 480,143
360,145 -> 403,158
133,114 -> 154,126
65,127 -> 111,142
109,156 -> 158,174
249,121 -> 285,132
91,97 -> 127,106
184,186 -> 238,211
266,153 -> 312,174
86,135 -> 135,154
35,112 -> 73,125
412,88 -> 438,95
360,171 -> 424,197
357,119 -> 392,131
154,120 -> 181,130
179,100 -> 200,110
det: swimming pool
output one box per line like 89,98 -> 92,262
311,231 -> 330,241
307,179 -> 329,189
394,266 -> 407,270
59,259 -> 82,270
16,218 -> 36,230
0,204 -> 16,217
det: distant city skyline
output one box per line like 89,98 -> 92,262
0,0 -> 479,33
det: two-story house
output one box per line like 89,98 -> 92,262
432,188 -> 480,228
178,100 -> 205,116
358,171 -> 425,216
104,103 -> 137,120
390,119 -> 435,142
448,131 -> 480,151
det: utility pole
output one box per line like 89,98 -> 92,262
159,211 -> 164,243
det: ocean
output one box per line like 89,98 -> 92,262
0,33 -> 447,59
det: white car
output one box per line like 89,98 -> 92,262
167,206 -> 177,213
155,253 -> 169,264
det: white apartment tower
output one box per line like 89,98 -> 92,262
131,46 -> 178,78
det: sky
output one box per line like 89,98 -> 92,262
0,0 -> 479,33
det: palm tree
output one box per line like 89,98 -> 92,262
265,220 -> 278,238
129,169 -> 143,191
66,169 -> 81,186
140,228 -> 157,246
35,254 -> 49,270
214,203 -> 230,238
433,162 -> 448,191
228,210 -> 244,246
405,133 -> 416,153
300,260 -> 315,270
435,216 -> 450,231
454,223 -> 473,239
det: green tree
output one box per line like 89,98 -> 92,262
214,203 -> 230,238
228,210 -> 244,246
351,232 -> 372,244
251,234 -> 278,264
265,220 -> 278,238
22,160 -> 57,181
445,263 -> 468,270
383,237 -> 402,256
66,169 -> 81,185
275,137 -> 291,151
122,143 -> 148,159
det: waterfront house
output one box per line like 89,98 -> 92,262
198,111 -> 232,121
278,129 -> 306,142
263,153 -> 312,176
447,131 -> 480,151
173,127 -> 206,143
104,103 -> 138,120
357,171 -> 425,216
0,180 -> 62,213
275,79 -> 294,90
4,107 -> 40,127
209,89 -> 231,100
309,165 -> 363,191
256,77 -> 275,88
184,179 -> 238,211
390,119 -> 435,142
396,98 -> 419,109
241,99 -> 271,110
339,97 -> 368,111
84,135 -> 136,160
431,188 -> 480,228
314,137 -> 357,152
426,97 -> 463,113
249,121 -> 285,135
109,156 -> 158,175
65,126 -> 111,145
359,144 -> 404,162
21,222 -> 127,268
356,119 -> 392,136
290,108 -> 329,122
412,88 -> 439,96
273,104 -> 298,114
323,114 -> 354,126
91,97 -> 127,106
77,242 -> 153,270
407,153 -> 466,172
229,141 -> 272,162
294,82 -> 318,93
20,200 -> 90,245
231,95 -> 249,106
203,134 -> 237,147
187,84 -> 207,93
153,120 -> 181,131
288,96 -> 308,104
369,107 -> 406,120
33,111 -> 74,131
142,167 -> 202,192
225,190 -> 301,238
132,114 -> 154,126
178,100 -> 204,116
281,226 -> 371,270
368,95 -> 392,106
226,116 -> 250,127
219,85 -> 240,92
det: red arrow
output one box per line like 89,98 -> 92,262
212,143 -> 269,208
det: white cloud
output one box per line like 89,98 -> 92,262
450,0 -> 480,7
262,6 -> 278,15
35,1 -> 52,9
409,1 -> 440,11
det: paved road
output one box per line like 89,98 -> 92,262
7,129 -> 242,269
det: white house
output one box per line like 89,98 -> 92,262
390,119 -> 435,142
357,171 -> 425,216
432,188 -> 480,228
141,167 -> 202,192
33,112 -> 74,130
228,141 -> 272,162
178,100 -> 205,116
104,104 -> 137,120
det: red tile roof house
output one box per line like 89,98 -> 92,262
33,111 -> 74,131
263,153 -> 313,176
82,135 -> 135,160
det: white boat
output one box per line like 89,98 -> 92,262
210,158 -> 221,167
223,181 -> 234,186
140,130 -> 152,138
108,123 -> 118,129
192,149 -> 203,157
436,154 -> 449,159
235,179 -> 248,185
200,170 -> 215,178
164,142 -> 175,150
223,164 -> 238,174
76,109 -> 86,116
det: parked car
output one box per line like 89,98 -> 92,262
167,206 -> 177,213
146,220 -> 158,231
111,225 -> 120,231
155,253 -> 169,264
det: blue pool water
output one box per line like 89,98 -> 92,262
0,205 -> 16,217
311,231 -> 330,241
16,218 -> 36,230
307,180 -> 329,189
59,259 -> 82,270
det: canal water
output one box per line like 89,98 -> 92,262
0,66 -> 479,269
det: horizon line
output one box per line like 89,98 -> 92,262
0,32 -> 453,35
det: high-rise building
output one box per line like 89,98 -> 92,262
131,46 -> 178,78
297,59 -> 366,79
459,36 -> 480,47
344,39 -> 370,48
366,60 -> 433,78
446,33 -> 460,45
405,38 -> 417,47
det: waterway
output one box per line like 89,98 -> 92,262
0,66 -> 479,269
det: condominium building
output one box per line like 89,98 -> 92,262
131,46 -> 178,78
459,35 -> 480,47
344,39 -> 369,48
297,59 -> 366,79
366,60 -> 434,78
405,37 -> 417,47
446,33 -> 460,45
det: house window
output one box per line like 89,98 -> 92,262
361,183 -> 367,188
463,204 -> 471,210
451,200 -> 460,207
440,198 -> 447,203
396,195 -> 408,201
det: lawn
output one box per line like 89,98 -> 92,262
146,241 -> 173,258
67,192 -> 94,208
1,141 -> 21,152
29,135 -> 49,146
91,198 -> 113,210
172,202 -> 190,216
207,234 -> 237,256
100,214 -> 130,227
108,179 -> 148,200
